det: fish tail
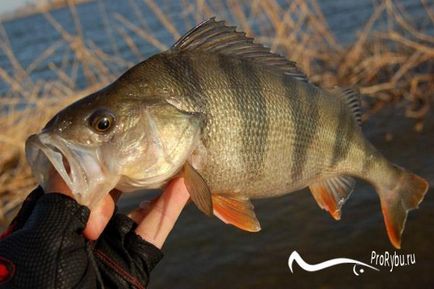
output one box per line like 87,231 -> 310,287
375,164 -> 428,249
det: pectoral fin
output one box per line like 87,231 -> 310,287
183,162 -> 213,216
212,194 -> 261,232
309,175 -> 355,220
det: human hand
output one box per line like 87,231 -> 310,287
44,169 -> 119,240
45,170 -> 190,247
0,171 -> 189,288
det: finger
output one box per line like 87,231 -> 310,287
83,190 -> 120,240
44,168 -> 72,196
128,200 -> 153,223
134,177 -> 190,249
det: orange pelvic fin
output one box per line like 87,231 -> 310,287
212,194 -> 261,232
309,175 -> 355,220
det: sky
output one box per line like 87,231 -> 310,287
0,0 -> 34,14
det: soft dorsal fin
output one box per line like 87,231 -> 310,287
309,175 -> 355,220
172,17 -> 308,82
331,87 -> 363,125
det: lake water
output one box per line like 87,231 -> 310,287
1,0 -> 433,288
1,0 -> 432,95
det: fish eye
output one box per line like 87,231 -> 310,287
89,110 -> 115,133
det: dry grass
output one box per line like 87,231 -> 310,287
0,0 -> 433,225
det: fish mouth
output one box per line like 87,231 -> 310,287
25,133 -> 119,208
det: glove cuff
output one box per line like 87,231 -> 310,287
126,232 -> 163,272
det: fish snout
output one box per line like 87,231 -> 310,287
26,133 -> 74,194
25,133 -> 119,208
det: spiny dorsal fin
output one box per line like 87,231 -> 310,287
332,87 -> 363,125
309,175 -> 355,220
172,17 -> 308,82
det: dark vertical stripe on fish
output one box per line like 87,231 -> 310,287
240,60 -> 269,176
217,56 -> 269,177
285,80 -> 320,182
159,52 -> 205,107
158,52 -> 210,146
330,103 -> 354,167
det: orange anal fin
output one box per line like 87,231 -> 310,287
309,176 -> 355,220
212,195 -> 261,232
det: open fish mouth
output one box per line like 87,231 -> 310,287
25,133 -> 119,208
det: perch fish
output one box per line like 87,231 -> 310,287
25,18 -> 428,248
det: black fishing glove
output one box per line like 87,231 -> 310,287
93,213 -> 163,289
0,187 -> 163,289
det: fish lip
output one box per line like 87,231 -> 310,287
25,133 -> 118,207
25,133 -> 87,199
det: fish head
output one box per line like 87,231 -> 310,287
25,81 -> 201,208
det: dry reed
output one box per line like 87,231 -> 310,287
0,0 -> 432,226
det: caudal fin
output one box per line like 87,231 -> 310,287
379,166 -> 428,248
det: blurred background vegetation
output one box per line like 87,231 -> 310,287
0,0 -> 433,226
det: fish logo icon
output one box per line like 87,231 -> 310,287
288,251 -> 379,276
